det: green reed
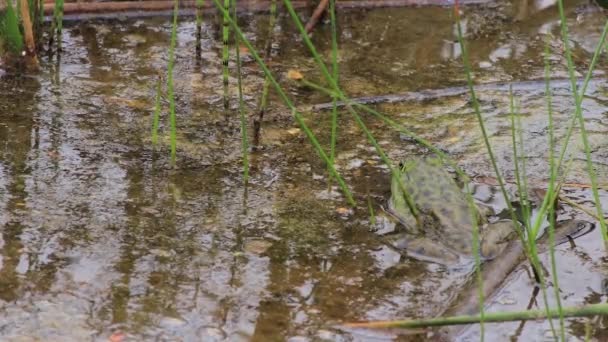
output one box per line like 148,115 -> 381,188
508,89 -> 558,340
211,0 -> 355,205
0,1 -> 24,54
368,196 -> 376,226
51,0 -> 64,50
232,0 -> 249,183
328,0 -> 339,184
508,90 -> 525,221
516,109 -> 531,229
544,39 -> 566,341
168,0 -> 179,165
195,0 -> 204,55
151,76 -> 163,146
222,0 -> 231,110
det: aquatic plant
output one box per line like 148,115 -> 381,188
0,0 -> 42,68
543,38 -> 565,341
0,1 -> 24,55
50,0 -> 64,51
328,0 -> 339,186
232,0 -> 249,183
168,0 -> 179,165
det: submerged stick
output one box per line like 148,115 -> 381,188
310,77 -> 602,110
42,0 -> 490,17
305,0 -> 328,34
342,303 -> 608,330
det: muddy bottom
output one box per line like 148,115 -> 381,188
1,1 -> 608,341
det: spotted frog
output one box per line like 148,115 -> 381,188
385,157 -> 591,266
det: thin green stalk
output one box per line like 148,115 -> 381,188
222,0 -> 231,110
509,89 -> 524,220
211,0 -> 354,205
511,95 -> 558,340
168,0 -> 179,165
368,196 -> 376,226
232,0 -> 249,183
53,0 -> 64,51
343,303 -> 608,330
328,0 -> 339,184
516,110 -> 531,229
151,76 -> 162,146
544,38 -> 566,341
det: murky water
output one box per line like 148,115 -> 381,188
2,1 -> 608,341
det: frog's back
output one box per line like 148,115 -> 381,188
400,158 -> 477,255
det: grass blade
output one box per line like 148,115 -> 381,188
232,0 -> 249,183
168,0 -> 179,165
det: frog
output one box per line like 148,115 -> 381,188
383,157 -> 513,265
383,157 -> 592,266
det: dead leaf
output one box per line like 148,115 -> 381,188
287,69 -> 304,80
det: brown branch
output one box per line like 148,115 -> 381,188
19,0 -> 40,70
305,0 -> 329,34
43,0 -> 491,17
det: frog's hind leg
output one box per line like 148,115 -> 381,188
404,237 -> 461,266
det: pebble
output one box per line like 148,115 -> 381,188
346,158 -> 365,170
479,61 -> 493,69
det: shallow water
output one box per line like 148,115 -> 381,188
1,1 -> 608,341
